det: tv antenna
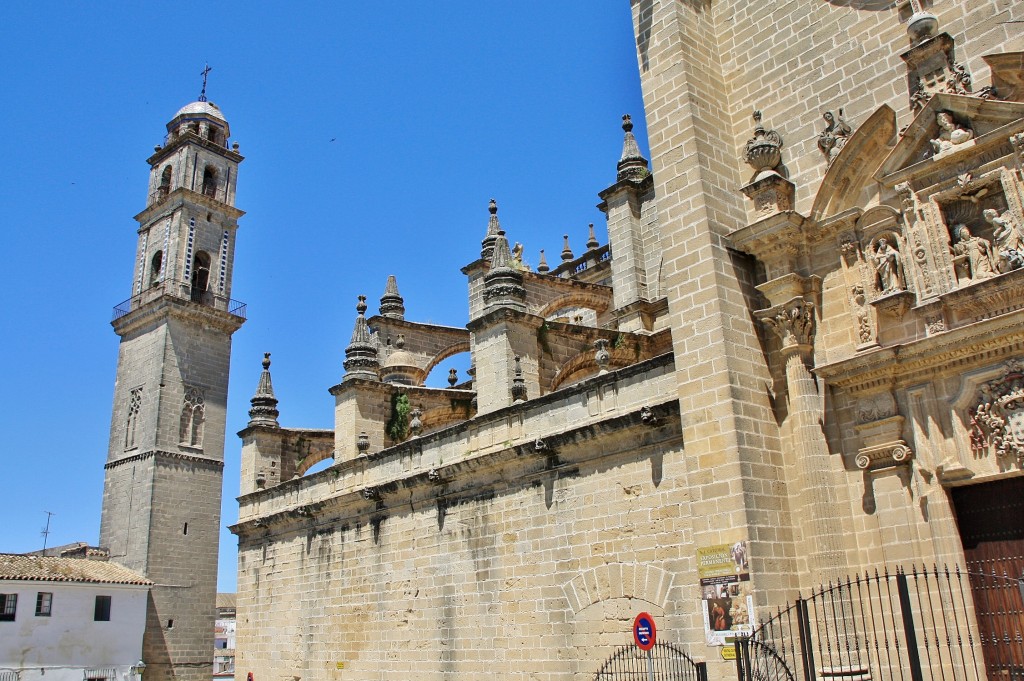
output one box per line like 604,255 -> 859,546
41,511 -> 55,552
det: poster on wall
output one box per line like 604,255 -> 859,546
697,540 -> 754,646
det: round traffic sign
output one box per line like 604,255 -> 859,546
633,612 -> 656,650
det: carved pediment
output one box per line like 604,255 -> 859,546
876,94 -> 1024,187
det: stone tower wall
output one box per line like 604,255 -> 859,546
102,103 -> 243,681
631,0 -> 799,619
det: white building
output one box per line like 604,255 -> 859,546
213,594 -> 235,680
0,555 -> 151,681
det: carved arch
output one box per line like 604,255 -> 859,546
857,205 -> 902,236
549,346 -> 637,392
561,563 -> 674,615
294,436 -> 336,477
536,291 -> 610,321
421,340 -> 471,382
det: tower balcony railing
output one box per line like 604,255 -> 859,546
112,278 -> 246,321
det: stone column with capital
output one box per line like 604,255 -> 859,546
757,293 -> 849,581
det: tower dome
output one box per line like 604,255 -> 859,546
174,100 -> 228,123
166,100 -> 231,144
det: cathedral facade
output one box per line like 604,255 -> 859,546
227,2 -> 1024,680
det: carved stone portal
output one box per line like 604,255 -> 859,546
968,359 -> 1024,465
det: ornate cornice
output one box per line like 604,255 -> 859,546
134,186 -> 245,224
104,449 -> 224,471
729,211 -> 809,275
816,310 -> 1024,393
231,399 -> 681,540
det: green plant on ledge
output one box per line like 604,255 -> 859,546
537,322 -> 552,355
386,391 -> 411,442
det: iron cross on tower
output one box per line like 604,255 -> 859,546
198,63 -> 212,102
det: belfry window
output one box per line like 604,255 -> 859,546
158,165 -> 172,198
202,166 -> 218,198
179,387 -> 205,448
149,251 -> 163,287
191,251 -> 211,303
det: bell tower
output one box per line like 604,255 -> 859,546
99,95 -> 245,681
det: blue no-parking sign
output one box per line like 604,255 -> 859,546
633,612 -> 656,650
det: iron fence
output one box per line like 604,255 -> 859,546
596,641 -> 708,681
734,565 -> 1024,681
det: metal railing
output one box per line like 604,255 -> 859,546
734,565 -> 1024,681
112,278 -> 246,321
596,641 -> 707,681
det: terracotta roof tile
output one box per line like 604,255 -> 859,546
0,554 -> 152,586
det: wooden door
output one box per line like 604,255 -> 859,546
951,477 -> 1024,679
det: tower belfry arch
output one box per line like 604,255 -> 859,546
100,93 -> 245,681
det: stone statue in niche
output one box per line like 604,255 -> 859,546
985,209 -> 1024,272
817,109 -> 853,165
951,224 -> 996,283
929,111 -> 974,155
872,237 -> 905,293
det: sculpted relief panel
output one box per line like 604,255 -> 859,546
968,359 -> 1024,467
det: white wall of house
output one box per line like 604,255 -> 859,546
0,581 -> 148,681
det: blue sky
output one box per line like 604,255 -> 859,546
0,3 -> 648,592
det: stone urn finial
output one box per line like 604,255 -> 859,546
744,109 -> 783,176
511,356 -> 527,402
906,3 -> 938,46
594,339 -> 611,375
409,408 -> 423,437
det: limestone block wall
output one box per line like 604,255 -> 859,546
240,427 -> 335,495
234,358 -> 697,681
674,0 -> 1024,222
633,0 -> 799,604
141,456 -> 223,681
100,455 -> 158,573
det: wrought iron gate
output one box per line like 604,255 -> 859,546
595,641 -> 707,681
734,564 -> 1024,681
